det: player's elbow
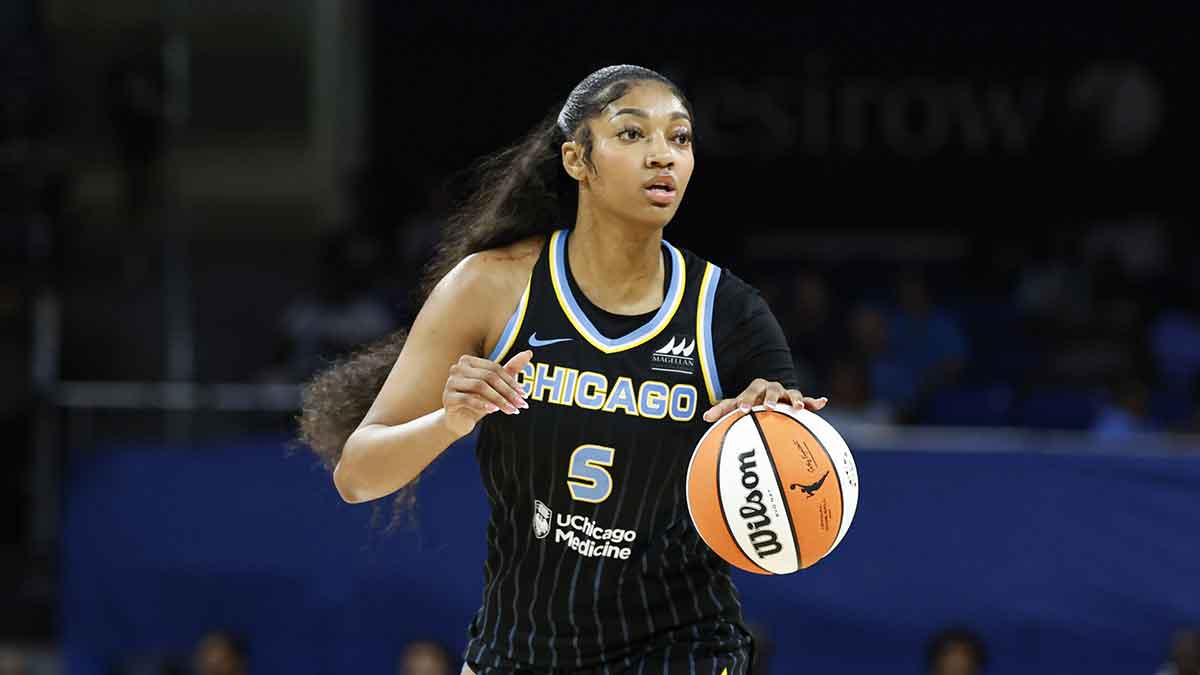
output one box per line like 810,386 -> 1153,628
332,442 -> 394,503
332,423 -> 428,504
332,459 -> 372,503
331,433 -> 416,504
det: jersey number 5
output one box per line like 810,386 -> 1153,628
566,444 -> 615,503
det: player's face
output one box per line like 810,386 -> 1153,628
577,81 -> 694,228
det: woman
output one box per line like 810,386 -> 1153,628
299,64 -> 827,674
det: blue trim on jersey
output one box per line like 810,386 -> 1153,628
488,278 -> 531,362
697,264 -> 724,403
550,228 -> 685,354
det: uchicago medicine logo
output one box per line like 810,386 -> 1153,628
531,499 -> 638,560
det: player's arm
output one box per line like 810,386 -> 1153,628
701,272 -> 827,422
333,252 -> 532,504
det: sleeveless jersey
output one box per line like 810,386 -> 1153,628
463,228 -> 752,673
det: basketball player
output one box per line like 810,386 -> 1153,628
300,65 -> 827,674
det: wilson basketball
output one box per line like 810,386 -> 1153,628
686,405 -> 859,574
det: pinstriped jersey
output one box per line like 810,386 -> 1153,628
463,228 -> 753,672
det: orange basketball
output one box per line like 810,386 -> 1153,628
686,405 -> 860,574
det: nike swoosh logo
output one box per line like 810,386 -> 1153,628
529,332 -> 573,347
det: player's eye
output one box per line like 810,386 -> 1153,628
673,130 -> 692,145
618,127 -> 644,141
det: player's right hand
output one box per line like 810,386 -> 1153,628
442,349 -> 533,437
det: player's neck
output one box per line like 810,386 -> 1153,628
567,219 -> 664,315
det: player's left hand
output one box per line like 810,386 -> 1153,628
701,378 -> 827,423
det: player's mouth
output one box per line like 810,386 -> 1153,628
643,174 -> 677,205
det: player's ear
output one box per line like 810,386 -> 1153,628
561,140 -> 587,182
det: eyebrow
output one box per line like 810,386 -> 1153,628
609,107 -> 691,122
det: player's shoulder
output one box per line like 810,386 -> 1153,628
426,233 -> 547,356
667,240 -> 760,306
703,263 -> 767,328
442,233 -> 546,300
713,266 -> 757,298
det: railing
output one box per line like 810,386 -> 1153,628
835,421 -> 1200,455
54,381 -> 301,411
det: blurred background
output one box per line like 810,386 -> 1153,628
2,1 -> 1198,673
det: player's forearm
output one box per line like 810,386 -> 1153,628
332,408 -> 464,503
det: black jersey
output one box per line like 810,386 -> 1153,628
463,228 -> 797,673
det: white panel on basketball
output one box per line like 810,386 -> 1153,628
717,415 -> 800,575
786,408 -> 860,553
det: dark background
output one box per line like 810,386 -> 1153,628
371,3 -> 1193,239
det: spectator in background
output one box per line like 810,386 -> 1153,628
1092,375 -> 1156,440
815,357 -> 894,428
1050,254 -> 1146,388
848,304 -> 908,410
398,640 -> 454,675
1014,231 -> 1093,332
1155,629 -> 1200,675
0,648 -> 29,675
781,271 -> 839,394
891,270 -> 967,397
853,270 -> 968,423
1150,284 -> 1200,394
1082,216 -> 1170,286
925,627 -> 987,675
192,631 -> 248,675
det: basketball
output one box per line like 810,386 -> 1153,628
686,405 -> 860,574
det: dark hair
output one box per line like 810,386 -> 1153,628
925,626 -> 987,673
296,65 -> 695,527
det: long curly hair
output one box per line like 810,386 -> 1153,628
295,65 -> 696,527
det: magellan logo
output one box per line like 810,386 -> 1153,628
651,336 -> 696,375
656,336 -> 695,356
533,500 -> 552,539
737,448 -> 783,559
